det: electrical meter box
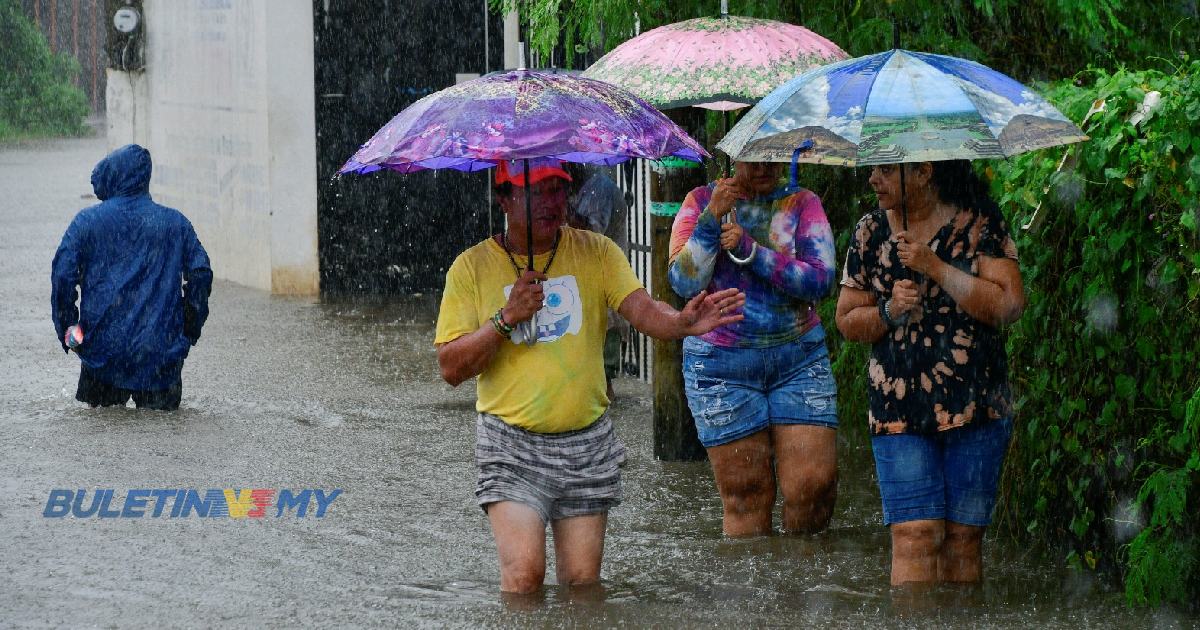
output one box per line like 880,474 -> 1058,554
106,0 -> 145,71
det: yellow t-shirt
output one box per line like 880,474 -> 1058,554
435,227 -> 644,433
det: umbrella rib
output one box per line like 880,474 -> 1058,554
907,52 -> 999,145
853,50 -> 899,163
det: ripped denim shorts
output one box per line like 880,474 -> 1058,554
682,323 -> 838,448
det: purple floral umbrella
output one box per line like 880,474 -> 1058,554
338,68 -> 708,278
338,68 -> 708,175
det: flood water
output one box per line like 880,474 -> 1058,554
1,137 -> 1192,628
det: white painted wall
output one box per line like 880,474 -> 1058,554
104,69 -> 149,148
503,10 -> 520,69
105,0 -> 318,295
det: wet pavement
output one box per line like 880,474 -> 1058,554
1,136 -> 1193,627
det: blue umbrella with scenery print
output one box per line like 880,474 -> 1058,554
718,47 -> 1087,227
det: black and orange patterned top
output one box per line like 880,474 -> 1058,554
842,205 -> 1019,435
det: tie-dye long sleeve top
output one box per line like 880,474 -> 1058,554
668,183 -> 836,348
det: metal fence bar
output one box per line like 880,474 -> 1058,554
615,160 -> 653,382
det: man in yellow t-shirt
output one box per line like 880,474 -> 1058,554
435,158 -> 744,595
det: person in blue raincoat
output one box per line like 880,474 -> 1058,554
51,144 -> 212,410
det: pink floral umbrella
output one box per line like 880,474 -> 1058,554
582,7 -> 847,111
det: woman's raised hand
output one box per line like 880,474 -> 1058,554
708,178 -> 748,220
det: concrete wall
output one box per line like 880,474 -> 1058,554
105,0 -> 319,295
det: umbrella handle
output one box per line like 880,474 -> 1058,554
724,110 -> 733,177
895,164 -> 916,283
516,312 -> 538,346
524,158 -> 535,271
722,210 -> 753,265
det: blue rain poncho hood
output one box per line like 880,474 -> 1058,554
91,143 -> 152,200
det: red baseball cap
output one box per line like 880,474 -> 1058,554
495,158 -> 573,187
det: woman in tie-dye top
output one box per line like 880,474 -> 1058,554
668,161 -> 839,537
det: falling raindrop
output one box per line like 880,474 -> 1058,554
1050,172 -> 1083,207
1107,495 -> 1145,544
1145,256 -> 1180,295
1085,293 -> 1118,334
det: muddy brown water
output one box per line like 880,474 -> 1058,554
1,137 -> 1191,627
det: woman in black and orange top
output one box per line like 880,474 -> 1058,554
835,159 -> 1025,586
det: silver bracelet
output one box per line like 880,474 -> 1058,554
881,298 -> 909,327
726,240 -> 757,265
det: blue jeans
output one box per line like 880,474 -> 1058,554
681,324 -> 838,448
871,417 -> 1013,526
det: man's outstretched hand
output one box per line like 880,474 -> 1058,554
680,287 -> 745,336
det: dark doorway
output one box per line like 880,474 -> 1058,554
314,0 -> 504,297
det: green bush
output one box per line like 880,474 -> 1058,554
991,61 -> 1200,608
0,0 -> 88,140
500,0 -> 1197,81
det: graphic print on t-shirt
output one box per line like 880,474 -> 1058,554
503,275 -> 583,344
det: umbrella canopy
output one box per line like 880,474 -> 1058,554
582,14 -> 847,111
718,48 -> 1087,166
338,68 -> 708,175
337,68 -> 708,344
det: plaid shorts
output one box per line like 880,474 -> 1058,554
475,412 -> 625,524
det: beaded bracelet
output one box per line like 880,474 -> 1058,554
491,309 -> 514,339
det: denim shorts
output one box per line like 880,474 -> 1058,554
681,324 -> 838,448
871,417 -> 1013,527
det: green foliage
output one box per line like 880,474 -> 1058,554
990,62 -> 1200,608
808,164 -> 877,447
0,0 -> 88,140
496,0 -> 1196,80
1124,385 -> 1200,607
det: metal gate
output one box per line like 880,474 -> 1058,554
616,161 -> 653,382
